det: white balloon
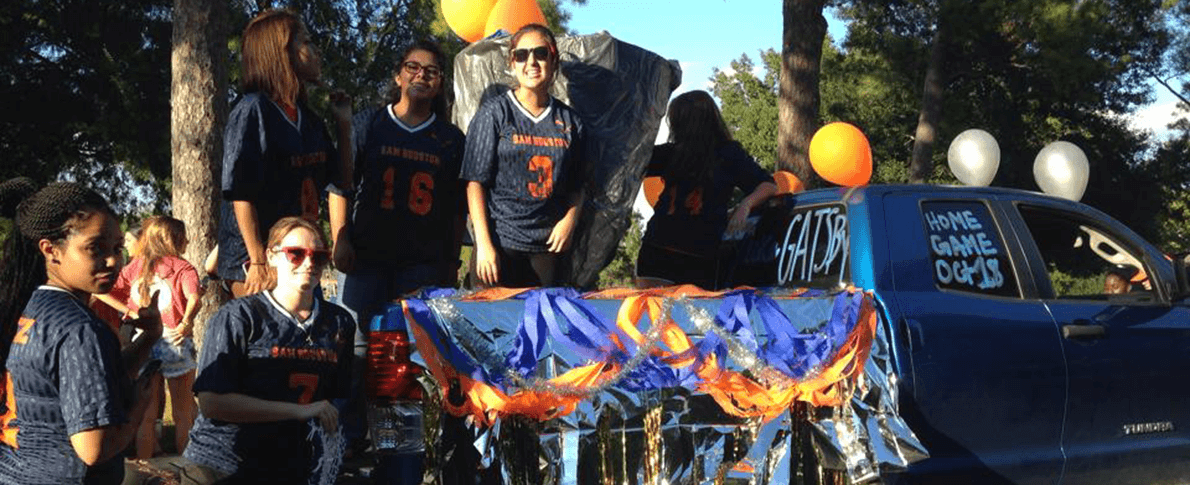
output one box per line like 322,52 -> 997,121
947,129 -> 1000,186
1033,141 -> 1089,201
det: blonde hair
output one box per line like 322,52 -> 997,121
241,9 -> 306,106
263,217 -> 328,291
135,216 -> 187,306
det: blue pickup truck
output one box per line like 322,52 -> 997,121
727,184 -> 1190,484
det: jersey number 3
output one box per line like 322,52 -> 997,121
527,155 -> 554,199
381,168 -> 434,215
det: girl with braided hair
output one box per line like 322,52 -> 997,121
0,178 -> 161,484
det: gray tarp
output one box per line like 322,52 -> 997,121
452,31 -> 681,288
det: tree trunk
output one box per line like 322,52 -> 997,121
909,16 -> 948,184
779,0 -> 827,185
172,0 -> 228,349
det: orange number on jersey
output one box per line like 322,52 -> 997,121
527,155 -> 554,199
289,373 -> 319,404
1,373 -> 19,448
666,186 -> 678,215
685,188 -> 703,215
300,177 -> 318,221
380,167 -> 396,210
12,318 -> 33,345
408,172 -> 434,216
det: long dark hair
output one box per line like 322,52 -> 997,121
0,180 -> 114,371
385,40 -> 450,121
241,9 -> 307,106
663,90 -> 733,187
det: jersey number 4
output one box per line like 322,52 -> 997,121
381,168 -> 434,215
527,155 -> 554,199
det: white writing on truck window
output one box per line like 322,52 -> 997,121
922,203 -> 1018,297
777,206 -> 848,287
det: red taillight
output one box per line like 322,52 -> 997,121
366,330 -> 425,401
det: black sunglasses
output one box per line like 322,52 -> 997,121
278,246 -> 331,267
512,46 -> 552,63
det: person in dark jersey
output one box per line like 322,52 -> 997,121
331,39 -> 465,308
461,23 -> 586,288
327,39 -> 466,463
178,217 -> 354,484
217,9 -> 348,298
0,178 -> 161,485
635,90 -> 777,290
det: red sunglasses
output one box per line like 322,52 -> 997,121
277,246 -> 331,267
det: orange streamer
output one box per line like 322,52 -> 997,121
404,289 -> 880,425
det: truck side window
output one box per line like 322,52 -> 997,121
1017,205 -> 1155,301
921,201 -> 1019,298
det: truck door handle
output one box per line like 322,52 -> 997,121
1061,321 -> 1107,340
903,318 -> 924,352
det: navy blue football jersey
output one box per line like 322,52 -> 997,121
184,292 -> 354,482
217,93 -> 340,280
349,107 -> 465,265
0,287 -> 131,485
642,141 -> 774,257
460,90 -> 585,252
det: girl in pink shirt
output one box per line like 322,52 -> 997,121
101,216 -> 201,458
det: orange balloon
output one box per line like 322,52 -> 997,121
642,176 -> 664,206
483,0 -> 547,39
808,122 -> 872,187
442,0 -> 497,43
772,171 -> 804,194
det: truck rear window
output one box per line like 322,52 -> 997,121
921,201 -> 1019,298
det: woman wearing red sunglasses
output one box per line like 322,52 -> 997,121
461,23 -> 586,288
173,216 -> 355,483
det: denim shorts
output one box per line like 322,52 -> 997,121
150,336 -> 197,378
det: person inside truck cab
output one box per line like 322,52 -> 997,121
1104,270 -> 1132,295
635,90 -> 776,290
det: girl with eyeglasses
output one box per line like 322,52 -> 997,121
217,9 -> 348,299
176,217 -> 355,483
330,39 -> 466,316
461,23 -> 586,288
327,39 -> 467,468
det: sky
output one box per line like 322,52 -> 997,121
562,1 -> 1186,218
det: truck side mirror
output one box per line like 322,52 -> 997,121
1174,253 -> 1190,302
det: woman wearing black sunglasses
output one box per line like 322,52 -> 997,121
172,216 -> 355,483
461,23 -> 586,288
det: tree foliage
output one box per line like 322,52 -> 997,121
710,0 -> 1188,249
0,0 -> 173,212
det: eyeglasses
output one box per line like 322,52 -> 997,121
512,46 -> 552,64
402,61 -> 441,79
277,246 -> 331,267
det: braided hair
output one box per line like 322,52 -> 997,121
0,179 -> 114,370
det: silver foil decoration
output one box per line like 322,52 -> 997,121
306,419 -> 345,485
408,294 -> 928,484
